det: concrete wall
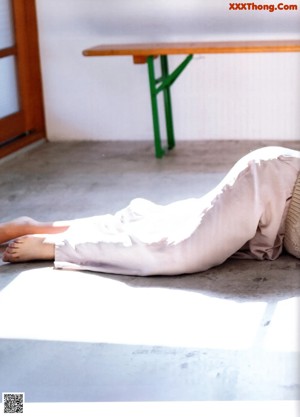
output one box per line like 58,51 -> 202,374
36,0 -> 300,142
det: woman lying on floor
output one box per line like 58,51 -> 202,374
1,146 -> 299,276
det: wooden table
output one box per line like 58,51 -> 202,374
83,41 -> 300,158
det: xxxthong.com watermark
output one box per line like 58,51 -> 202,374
229,2 -> 298,12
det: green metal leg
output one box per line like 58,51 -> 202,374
147,56 -> 165,158
160,55 -> 175,150
147,54 -> 193,158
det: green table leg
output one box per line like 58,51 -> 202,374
147,56 -> 165,158
160,55 -> 175,150
147,54 -> 193,158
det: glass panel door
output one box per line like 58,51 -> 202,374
0,0 -> 24,144
0,0 -> 14,48
0,0 -> 45,157
0,55 -> 20,118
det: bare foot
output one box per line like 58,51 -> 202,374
2,235 -> 55,263
0,217 -> 69,244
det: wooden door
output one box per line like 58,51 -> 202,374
0,0 -> 45,158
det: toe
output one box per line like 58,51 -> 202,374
2,252 -> 11,262
11,237 -> 25,245
5,246 -> 16,254
7,237 -> 25,249
8,242 -> 18,249
2,248 -> 19,262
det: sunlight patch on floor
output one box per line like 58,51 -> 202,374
262,297 -> 299,352
0,268 -> 298,352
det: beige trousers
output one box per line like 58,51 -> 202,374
54,147 -> 300,276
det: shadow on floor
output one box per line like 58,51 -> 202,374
1,254 -> 299,302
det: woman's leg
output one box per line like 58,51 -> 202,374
1,217 -> 73,262
1,215 -> 108,262
0,217 -> 71,245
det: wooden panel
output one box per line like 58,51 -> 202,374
0,46 -> 17,58
13,0 -> 45,135
0,112 -> 24,140
0,132 -> 45,159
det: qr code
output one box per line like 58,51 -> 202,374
2,393 -> 24,414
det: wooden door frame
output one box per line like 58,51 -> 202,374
0,0 -> 46,159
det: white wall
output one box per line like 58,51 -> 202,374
36,0 -> 300,142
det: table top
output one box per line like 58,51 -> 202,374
83,40 -> 300,59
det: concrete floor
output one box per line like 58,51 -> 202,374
0,139 -> 299,405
